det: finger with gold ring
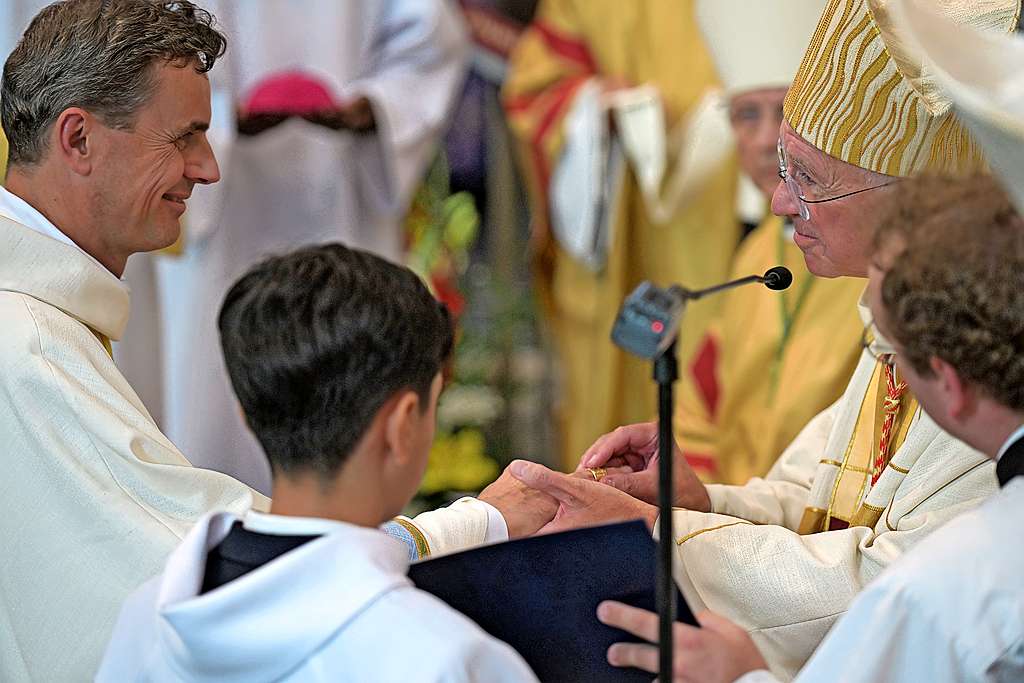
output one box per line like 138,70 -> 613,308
587,467 -> 607,482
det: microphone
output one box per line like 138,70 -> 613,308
611,266 -> 793,359
762,266 -> 793,291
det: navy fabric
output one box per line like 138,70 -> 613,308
409,520 -> 695,683
200,521 -> 318,595
997,437 -> 1024,488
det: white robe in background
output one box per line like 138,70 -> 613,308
399,303 -> 998,680
740,475 -> 1024,683
97,511 -> 538,683
0,0 -> 168,426
160,0 -> 470,493
0,215 -> 268,683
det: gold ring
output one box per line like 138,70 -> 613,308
587,467 -> 607,482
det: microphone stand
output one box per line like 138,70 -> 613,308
654,341 -> 677,680
610,266 -> 792,679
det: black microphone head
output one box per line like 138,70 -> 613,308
763,266 -> 793,291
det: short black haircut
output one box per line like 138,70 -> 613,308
218,243 -> 454,481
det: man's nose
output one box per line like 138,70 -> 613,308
185,136 -> 221,185
771,180 -> 797,218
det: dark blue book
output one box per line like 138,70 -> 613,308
408,520 -> 695,682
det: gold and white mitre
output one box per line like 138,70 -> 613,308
896,0 -> 1024,210
784,0 -> 1020,177
696,0 -> 828,96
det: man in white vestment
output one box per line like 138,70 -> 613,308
98,244 -> 537,682
0,6 -> 552,678
0,0 -> 171,426
159,0 -> 471,494
596,6 -> 1024,681
0,3 -> 270,680
599,175 -> 1024,682
388,0 -> 1022,678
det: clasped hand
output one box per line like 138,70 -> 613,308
481,421 -> 712,538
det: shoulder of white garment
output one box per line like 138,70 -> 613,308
795,481 -> 1024,682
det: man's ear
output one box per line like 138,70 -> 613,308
54,108 -> 95,176
932,356 -> 974,420
383,390 -> 421,466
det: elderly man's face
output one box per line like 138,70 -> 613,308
771,120 -> 895,278
90,61 -> 220,258
729,86 -> 787,198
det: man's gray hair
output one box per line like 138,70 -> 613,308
1,0 -> 226,166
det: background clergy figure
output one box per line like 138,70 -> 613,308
675,0 -> 865,485
159,0 -> 471,493
502,0 -> 742,467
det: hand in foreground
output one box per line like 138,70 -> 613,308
597,601 -> 768,683
577,422 -> 712,513
509,460 -> 659,534
478,465 -> 560,539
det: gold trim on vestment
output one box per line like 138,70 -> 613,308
888,462 -> 910,475
676,521 -> 753,546
811,362 -> 918,532
848,500 -> 885,529
798,507 -> 828,536
90,329 -> 113,359
393,518 -> 431,558
884,458 -> 991,531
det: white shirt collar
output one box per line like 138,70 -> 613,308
0,185 -> 108,271
243,509 -> 370,537
996,423 -> 1024,461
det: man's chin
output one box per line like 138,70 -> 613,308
143,223 -> 184,255
800,251 -> 840,279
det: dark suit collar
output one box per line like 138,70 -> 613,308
997,435 -> 1024,488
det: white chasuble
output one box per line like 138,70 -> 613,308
0,218 -> 267,683
0,0 -> 169,428
159,0 -> 470,493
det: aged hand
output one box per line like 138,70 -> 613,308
578,422 -> 712,513
508,460 -> 659,534
478,465 -> 559,539
597,602 -> 768,683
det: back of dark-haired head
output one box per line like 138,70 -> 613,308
218,243 -> 454,481
2,0 -> 226,166
875,175 -> 1024,411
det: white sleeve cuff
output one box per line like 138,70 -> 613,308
406,496 -> 505,558
478,498 -> 509,544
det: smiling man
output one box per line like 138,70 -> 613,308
0,2 -> 266,680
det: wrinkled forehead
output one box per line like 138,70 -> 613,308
781,120 -> 891,185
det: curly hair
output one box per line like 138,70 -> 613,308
875,175 -> 1024,411
2,0 -> 226,165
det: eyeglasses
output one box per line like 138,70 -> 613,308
861,319 -> 896,368
777,139 -> 896,220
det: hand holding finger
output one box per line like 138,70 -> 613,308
581,422 -> 660,469
601,469 -> 659,505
